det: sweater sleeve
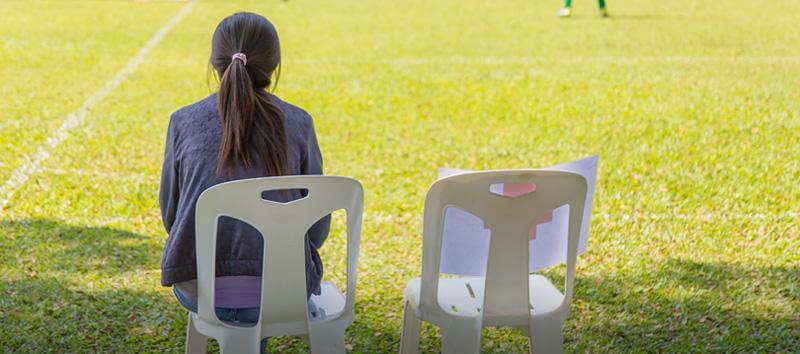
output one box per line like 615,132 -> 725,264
303,116 -> 331,249
159,117 -> 179,234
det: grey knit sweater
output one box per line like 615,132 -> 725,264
159,93 -> 330,296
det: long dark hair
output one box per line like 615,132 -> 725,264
210,12 -> 288,176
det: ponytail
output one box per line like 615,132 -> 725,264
216,53 -> 288,176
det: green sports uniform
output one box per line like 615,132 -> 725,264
564,0 -> 606,8
559,0 -> 608,17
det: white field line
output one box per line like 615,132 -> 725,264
291,56 -> 800,65
0,1 -> 195,210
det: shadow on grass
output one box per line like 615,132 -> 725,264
0,219 -> 321,352
0,218 -> 160,277
562,14 -> 668,21
567,258 -> 799,352
2,220 -> 796,351
0,218 -> 182,351
0,274 -> 187,352
379,259 -> 799,352
607,14 -> 667,21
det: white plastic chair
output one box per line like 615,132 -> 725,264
184,176 -> 363,354
400,170 -> 588,354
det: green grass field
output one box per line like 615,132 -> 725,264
1,0 -> 798,352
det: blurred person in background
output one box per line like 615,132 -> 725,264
557,0 -> 609,17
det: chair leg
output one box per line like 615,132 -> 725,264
185,314 -> 208,354
217,328 -> 262,354
399,301 -> 421,354
528,316 -> 563,354
309,325 -> 346,354
440,319 -> 481,354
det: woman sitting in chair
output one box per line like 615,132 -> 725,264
158,11 -> 330,343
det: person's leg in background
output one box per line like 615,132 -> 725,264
558,0 -> 609,17
598,0 -> 609,17
557,0 -> 573,17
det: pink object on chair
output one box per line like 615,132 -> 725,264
484,183 -> 554,239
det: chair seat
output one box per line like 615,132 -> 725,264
194,281 -> 347,329
405,274 -> 564,322
309,282 -> 346,322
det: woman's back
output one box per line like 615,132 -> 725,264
158,12 -> 330,339
160,93 -> 329,308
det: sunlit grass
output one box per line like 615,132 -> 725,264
1,0 -> 798,352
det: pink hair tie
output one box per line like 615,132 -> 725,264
231,52 -> 247,66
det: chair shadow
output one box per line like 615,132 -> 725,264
567,258 -> 799,351
339,258 -> 798,352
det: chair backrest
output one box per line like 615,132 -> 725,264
419,170 -> 587,323
194,176 -> 363,335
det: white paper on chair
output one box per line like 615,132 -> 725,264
438,155 -> 598,276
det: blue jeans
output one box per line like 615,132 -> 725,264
174,287 -> 268,352
174,287 -> 322,353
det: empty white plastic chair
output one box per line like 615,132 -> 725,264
400,170 -> 588,354
184,176 -> 363,354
